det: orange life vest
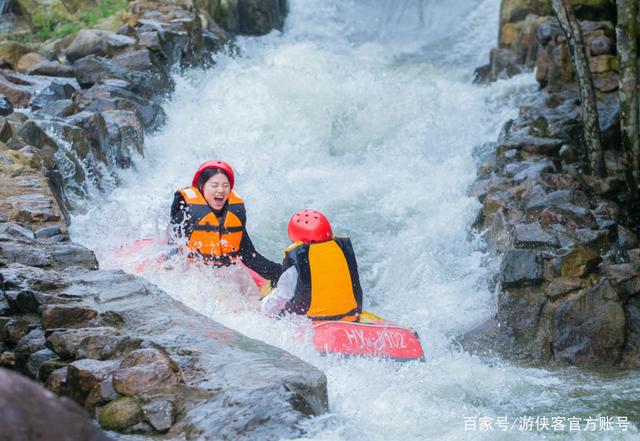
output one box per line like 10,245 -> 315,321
178,186 -> 245,265
283,237 -> 363,320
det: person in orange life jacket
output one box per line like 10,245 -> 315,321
170,160 -> 283,283
261,209 -> 363,320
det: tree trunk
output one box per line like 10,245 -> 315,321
551,0 -> 606,177
617,0 -> 639,199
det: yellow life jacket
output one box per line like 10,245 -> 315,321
178,186 -> 245,265
283,237 -> 363,320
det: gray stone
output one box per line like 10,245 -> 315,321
120,347 -> 179,373
30,81 -> 76,111
67,359 -> 120,404
49,242 -> 98,270
36,99 -> 78,117
35,226 -> 63,239
112,362 -> 178,396
500,249 -> 544,288
553,279 -> 626,367
617,225 -> 638,250
65,29 -> 112,63
142,399 -> 175,433
514,222 -> 558,249
47,366 -> 69,395
0,222 -> 35,241
25,61 -> 75,77
107,34 -> 136,50
0,368 -> 114,441
5,315 -> 39,344
85,379 -> 119,414
42,305 -> 98,329
560,245 -> 602,278
47,327 -> 119,360
25,348 -> 58,380
101,110 -> 144,167
14,328 -> 46,375
72,55 -> 172,99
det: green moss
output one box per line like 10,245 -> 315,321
25,0 -> 128,42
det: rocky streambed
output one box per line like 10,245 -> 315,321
468,0 -> 640,369
1,0 -> 329,439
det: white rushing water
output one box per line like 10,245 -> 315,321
71,0 -> 639,439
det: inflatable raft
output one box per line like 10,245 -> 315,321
311,311 -> 425,362
116,239 -> 425,361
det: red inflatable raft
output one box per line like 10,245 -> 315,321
114,239 -> 425,361
311,311 -> 425,362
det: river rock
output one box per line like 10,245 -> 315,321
66,359 -> 120,404
42,305 -> 98,329
98,396 -> 143,432
500,249 -> 544,288
35,226 -> 63,240
14,327 -> 46,373
38,358 -> 68,383
25,61 -> 75,78
47,327 -> 120,360
552,279 -> 625,366
101,110 -> 144,167
0,73 -> 33,107
25,348 -> 59,380
514,222 -> 558,249
0,221 -> 35,240
0,367 -> 114,441
112,361 -> 179,396
16,52 -> 49,73
65,30 -> 113,63
85,379 -> 119,415
0,41 -> 33,69
30,81 -> 76,111
49,242 -> 98,269
47,366 -> 69,394
120,347 -> 179,373
73,55 -> 170,99
142,399 -> 175,433
560,245 -> 601,278
496,286 -> 546,362
5,314 -> 39,343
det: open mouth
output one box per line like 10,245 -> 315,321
213,196 -> 225,204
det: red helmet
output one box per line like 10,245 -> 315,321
288,209 -> 333,244
192,160 -> 235,189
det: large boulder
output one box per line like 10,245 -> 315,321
552,279 -> 626,366
214,0 -> 288,35
0,367 -> 113,441
65,29 -> 113,63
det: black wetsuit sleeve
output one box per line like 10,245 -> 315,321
238,228 -> 283,283
169,192 -> 193,240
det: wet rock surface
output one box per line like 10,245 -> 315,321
466,3 -> 640,369
0,1 -> 323,439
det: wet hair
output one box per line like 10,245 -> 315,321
196,168 -> 230,193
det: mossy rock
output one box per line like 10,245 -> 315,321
500,0 -> 616,26
560,245 -> 602,278
0,41 -> 36,68
15,0 -> 74,26
98,396 -> 143,432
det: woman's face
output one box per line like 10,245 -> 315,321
202,173 -> 231,212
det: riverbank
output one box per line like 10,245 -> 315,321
1,1 -> 330,439
466,0 -> 640,369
